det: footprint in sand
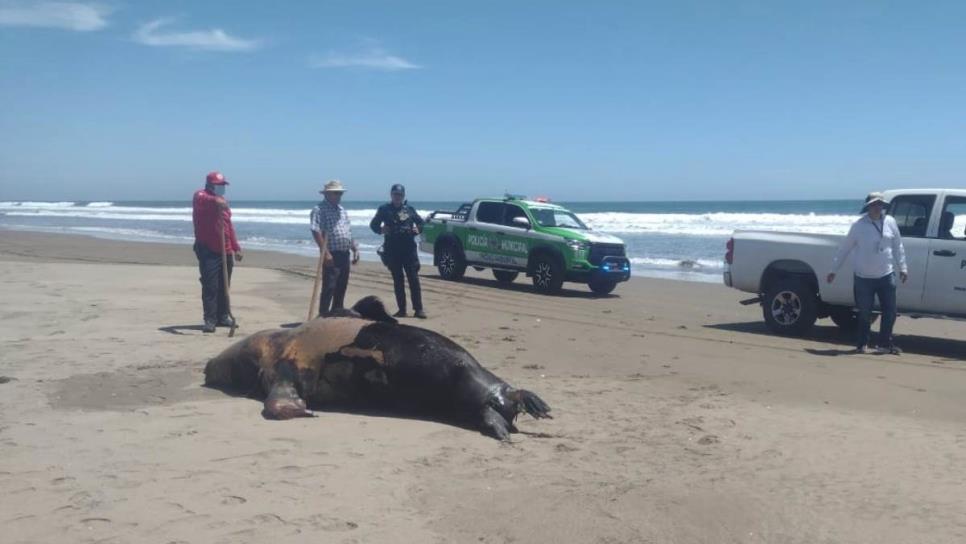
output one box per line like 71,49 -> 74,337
222,495 -> 247,505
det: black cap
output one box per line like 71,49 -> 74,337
390,183 -> 405,195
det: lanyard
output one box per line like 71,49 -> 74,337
869,217 -> 886,252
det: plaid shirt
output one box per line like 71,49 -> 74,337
310,200 -> 354,252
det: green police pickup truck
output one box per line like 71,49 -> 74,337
419,195 -> 631,295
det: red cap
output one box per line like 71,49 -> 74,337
206,171 -> 229,185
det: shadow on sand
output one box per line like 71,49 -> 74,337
705,321 -> 966,360
158,324 -> 208,335
423,273 -> 618,300
201,382 -> 510,439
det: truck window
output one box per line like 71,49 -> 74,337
937,196 -> 966,240
476,202 -> 505,225
505,204 -> 529,227
888,195 -> 935,238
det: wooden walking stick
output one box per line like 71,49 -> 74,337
220,225 -> 238,338
307,251 -> 325,322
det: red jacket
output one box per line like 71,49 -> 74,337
193,189 -> 240,255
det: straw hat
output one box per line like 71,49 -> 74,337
320,179 -> 346,193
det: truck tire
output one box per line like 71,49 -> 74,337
437,242 -> 466,281
531,254 -> 564,294
762,278 -> 818,336
493,270 -> 518,284
588,278 -> 617,295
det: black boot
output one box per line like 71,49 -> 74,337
202,320 -> 217,333
217,315 -> 236,327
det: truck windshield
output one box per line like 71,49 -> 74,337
531,208 -> 588,230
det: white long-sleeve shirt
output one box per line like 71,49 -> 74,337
830,214 -> 908,279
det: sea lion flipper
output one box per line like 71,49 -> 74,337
262,361 -> 314,420
515,390 -> 553,420
480,406 -> 513,441
262,381 -> 314,420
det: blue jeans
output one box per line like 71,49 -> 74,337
853,272 -> 897,349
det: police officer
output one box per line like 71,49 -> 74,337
370,184 -> 426,318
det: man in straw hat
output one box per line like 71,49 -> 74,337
310,180 -> 359,316
827,192 -> 908,355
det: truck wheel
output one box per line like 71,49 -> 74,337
437,243 -> 466,281
829,308 -> 877,332
588,279 -> 617,295
493,270 -> 518,284
531,255 -> 564,294
762,278 -> 818,336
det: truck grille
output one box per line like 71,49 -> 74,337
588,243 -> 626,265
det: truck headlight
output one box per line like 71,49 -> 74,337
567,240 -> 590,254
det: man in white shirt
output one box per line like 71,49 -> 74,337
827,192 -> 908,354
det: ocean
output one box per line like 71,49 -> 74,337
0,199 -> 864,283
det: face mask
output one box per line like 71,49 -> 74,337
213,185 -> 226,197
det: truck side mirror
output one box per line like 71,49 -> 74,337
511,216 -> 531,229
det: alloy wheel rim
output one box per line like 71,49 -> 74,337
770,290 -> 802,325
440,251 -> 455,275
535,262 -> 552,286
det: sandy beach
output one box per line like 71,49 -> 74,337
2,230 -> 965,544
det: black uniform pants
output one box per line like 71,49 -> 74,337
194,242 -> 233,324
386,248 -> 422,312
320,250 -> 351,316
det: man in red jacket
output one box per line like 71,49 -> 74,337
192,171 -> 243,333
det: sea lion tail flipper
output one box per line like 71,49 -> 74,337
515,390 -> 553,420
480,405 -> 513,441
351,296 -> 398,324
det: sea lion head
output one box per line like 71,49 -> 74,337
324,296 -> 397,324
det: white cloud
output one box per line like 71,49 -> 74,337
133,18 -> 261,52
0,1 -> 110,31
310,42 -> 421,71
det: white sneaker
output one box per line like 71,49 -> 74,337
855,346 -> 868,354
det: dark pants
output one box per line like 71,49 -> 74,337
194,242 -> 233,324
386,248 -> 423,312
320,250 -> 351,316
854,272 -> 897,349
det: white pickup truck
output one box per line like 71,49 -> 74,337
724,189 -> 966,335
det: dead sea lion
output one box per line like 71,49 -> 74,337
203,296 -> 552,440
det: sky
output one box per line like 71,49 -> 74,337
1,0 -> 965,202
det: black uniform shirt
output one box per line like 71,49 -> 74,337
370,203 -> 424,253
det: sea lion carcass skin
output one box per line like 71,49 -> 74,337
203,297 -> 552,440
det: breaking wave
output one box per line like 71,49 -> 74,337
1,201 -> 854,236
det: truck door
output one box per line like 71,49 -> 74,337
465,201 -> 506,265
498,204 -> 534,269
887,194 -> 935,312
923,195 -> 966,316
